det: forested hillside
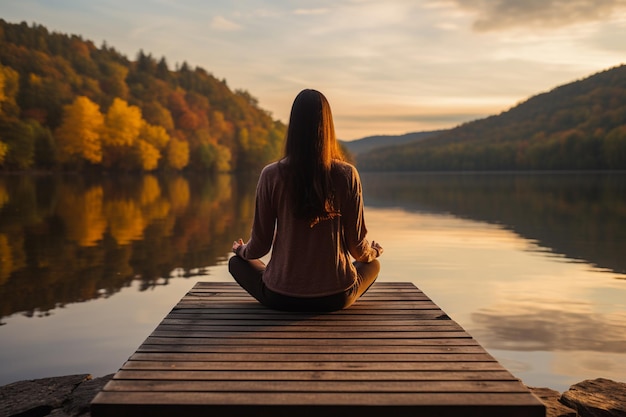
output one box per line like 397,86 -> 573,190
341,130 -> 445,156
0,20 -> 285,172
358,65 -> 626,171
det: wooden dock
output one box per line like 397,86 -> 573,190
91,282 -> 545,417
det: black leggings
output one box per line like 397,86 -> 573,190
228,256 -> 380,312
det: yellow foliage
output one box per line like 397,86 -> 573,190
55,96 -> 104,164
0,68 -> 4,103
0,180 -> 8,209
214,174 -> 233,203
144,199 -> 171,223
167,176 -> 190,214
0,64 -> 19,110
28,73 -> 43,86
166,138 -> 189,170
214,143 -> 232,172
237,127 -> 249,151
138,175 -> 171,222
0,141 -> 8,165
134,139 -> 161,171
0,234 -> 13,286
139,175 -> 161,205
0,233 -> 25,285
104,199 -> 145,245
210,110 -> 234,142
56,185 -> 107,247
102,98 -> 143,148
140,123 -> 170,150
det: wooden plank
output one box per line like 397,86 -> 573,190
128,351 -> 499,362
104,379 -> 530,393
112,369 -> 520,381
141,336 -> 480,346
91,282 -> 545,417
148,330 -> 470,339
94,390 -> 544,406
92,392 -> 545,417
122,359 -> 506,371
136,344 -> 488,354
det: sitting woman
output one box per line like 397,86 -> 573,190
229,88 -> 383,312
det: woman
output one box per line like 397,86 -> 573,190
229,89 -> 383,311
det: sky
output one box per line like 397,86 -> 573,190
2,0 -> 626,140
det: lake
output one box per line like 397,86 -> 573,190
0,171 -> 625,392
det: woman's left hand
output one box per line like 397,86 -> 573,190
371,240 -> 383,257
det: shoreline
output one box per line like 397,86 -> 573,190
1,374 -> 624,417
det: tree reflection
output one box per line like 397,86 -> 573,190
4,171 -> 623,320
362,172 -> 626,275
0,172 -> 257,319
56,184 -> 107,247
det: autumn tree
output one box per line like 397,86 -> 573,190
1,70 -> 52,167
55,95 -> 104,165
198,142 -> 232,172
142,101 -> 174,132
139,123 -> 170,151
0,63 -> 20,166
0,118 -> 36,169
166,137 -> 189,170
0,20 -> 313,172
100,61 -> 129,101
132,138 -> 161,171
101,98 -> 143,168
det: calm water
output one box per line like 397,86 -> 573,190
0,171 -> 625,391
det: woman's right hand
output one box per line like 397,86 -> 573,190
232,238 -> 244,255
371,240 -> 383,257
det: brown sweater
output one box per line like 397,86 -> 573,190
239,160 -> 379,297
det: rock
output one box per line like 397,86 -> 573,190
0,373 -> 113,417
561,378 -> 626,417
49,408 -> 73,417
63,374 -> 113,416
0,374 -> 90,417
529,386 -> 578,417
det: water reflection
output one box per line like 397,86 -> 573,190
1,171 -> 625,320
0,173 -> 257,320
361,171 -> 626,275
0,171 -> 625,390
471,302 -> 626,353
362,205 -> 626,390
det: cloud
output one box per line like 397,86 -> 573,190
292,8 -> 330,16
441,0 -> 626,31
209,15 -> 241,31
471,302 -> 626,353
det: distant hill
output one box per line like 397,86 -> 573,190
341,130 -> 446,156
357,65 -> 626,171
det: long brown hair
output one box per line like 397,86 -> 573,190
282,89 -> 344,227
